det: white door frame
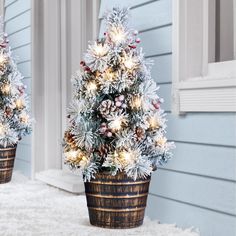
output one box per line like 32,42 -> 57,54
31,0 -> 100,191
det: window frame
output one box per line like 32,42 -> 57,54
172,0 -> 236,113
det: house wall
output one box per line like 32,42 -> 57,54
4,0 -> 32,177
99,1 -> 236,236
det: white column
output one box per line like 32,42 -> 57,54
31,0 -> 100,193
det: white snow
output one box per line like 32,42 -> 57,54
0,172 -> 200,236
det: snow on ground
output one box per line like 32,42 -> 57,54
0,172 -> 200,236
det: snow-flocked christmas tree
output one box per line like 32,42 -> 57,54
0,22 -> 32,147
64,8 -> 175,181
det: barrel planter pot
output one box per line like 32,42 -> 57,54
84,172 -> 151,228
0,145 -> 17,184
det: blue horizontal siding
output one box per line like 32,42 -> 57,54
147,195 -> 236,236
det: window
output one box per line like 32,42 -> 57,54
172,0 -> 236,113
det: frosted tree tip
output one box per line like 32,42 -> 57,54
103,7 -> 130,27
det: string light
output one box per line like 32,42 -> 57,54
0,123 -> 5,136
131,96 -> 142,109
111,118 -> 122,130
155,136 -> 167,148
65,150 -> 78,160
0,54 -> 7,65
104,69 -> 115,81
93,43 -> 107,57
148,116 -> 160,129
124,58 -> 135,69
109,115 -> 127,131
65,149 -> 88,167
15,98 -> 25,109
110,27 -> 126,44
87,81 -> 97,92
1,84 -> 11,95
20,113 -> 29,124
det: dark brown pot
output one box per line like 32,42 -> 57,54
84,171 -> 151,229
0,145 -> 17,184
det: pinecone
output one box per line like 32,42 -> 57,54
97,144 -> 112,158
99,99 -> 117,117
64,131 -> 77,149
135,127 -> 145,141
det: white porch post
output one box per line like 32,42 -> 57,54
31,0 -> 100,193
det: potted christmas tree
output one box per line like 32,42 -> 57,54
0,27 -> 32,184
63,8 -> 174,228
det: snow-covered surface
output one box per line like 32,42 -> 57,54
0,172 -> 200,236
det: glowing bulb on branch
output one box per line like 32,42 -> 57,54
1,84 -> 11,95
148,116 -> 160,129
131,96 -> 142,109
0,54 -> 7,65
20,113 -> 29,124
0,123 -> 5,136
121,151 -> 131,161
155,136 -> 167,148
104,69 -> 115,81
93,43 -> 107,57
110,27 -> 126,44
15,98 -> 25,109
65,150 -> 78,160
109,114 -> 127,131
87,81 -> 97,92
111,118 -> 122,130
124,58 -> 135,70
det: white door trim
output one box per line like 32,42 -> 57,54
172,0 -> 236,113
31,0 -> 100,192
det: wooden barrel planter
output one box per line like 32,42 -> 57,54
0,145 -> 17,184
84,172 -> 151,228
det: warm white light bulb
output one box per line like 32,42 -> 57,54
20,113 -> 29,124
66,150 -> 78,160
132,96 -> 142,109
87,81 -> 97,91
148,116 -> 160,129
112,118 -> 122,130
1,84 -> 11,94
0,123 -> 5,135
0,54 -> 6,65
156,137 -> 167,148
122,151 -> 131,160
110,27 -> 126,44
104,69 -> 114,81
124,58 -> 135,70
15,99 -> 24,109
94,44 -> 107,57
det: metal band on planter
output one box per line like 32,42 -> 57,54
0,145 -> 17,184
84,172 -> 151,228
